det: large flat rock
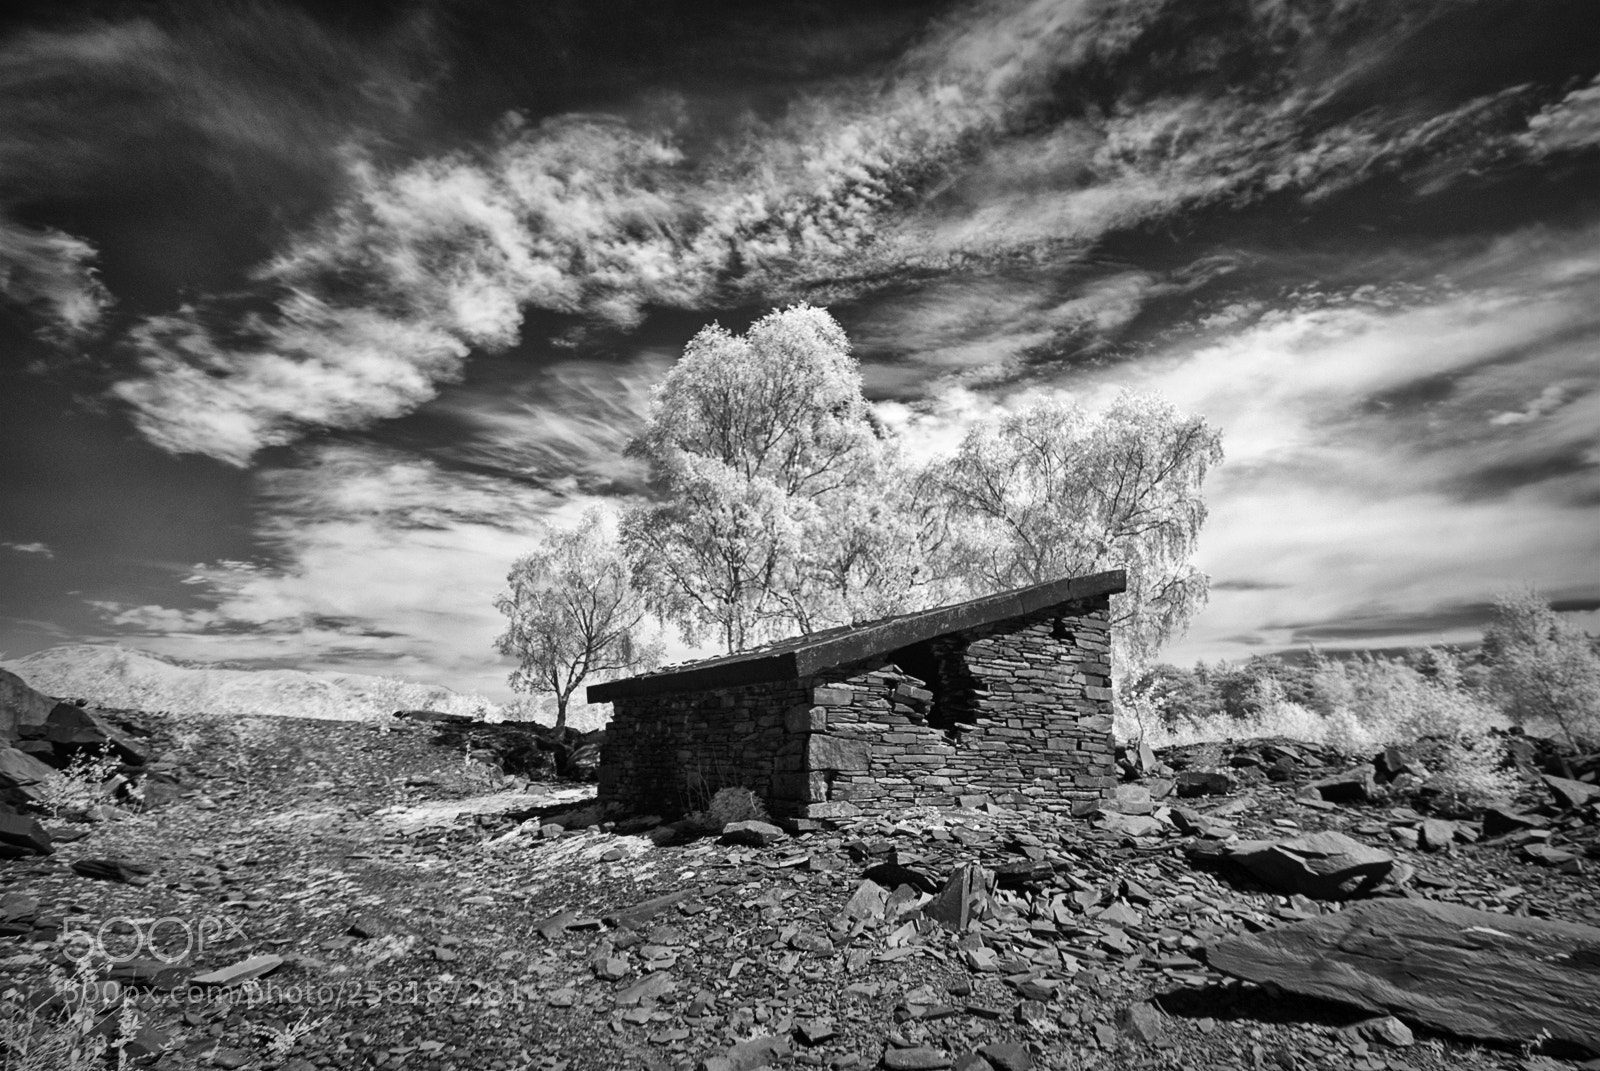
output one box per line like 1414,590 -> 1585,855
1229,830 -> 1393,900
1207,898 -> 1600,1053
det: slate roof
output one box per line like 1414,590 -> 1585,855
586,569 -> 1125,703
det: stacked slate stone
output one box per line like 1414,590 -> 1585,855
812,601 -> 1116,818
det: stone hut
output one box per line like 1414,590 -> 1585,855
588,569 -> 1125,819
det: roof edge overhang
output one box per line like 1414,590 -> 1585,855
586,568 -> 1125,703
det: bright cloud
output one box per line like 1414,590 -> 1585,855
0,225 -> 110,338
434,354 -> 669,493
87,444 -> 612,697
1,541 -> 55,559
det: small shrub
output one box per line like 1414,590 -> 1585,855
256,1010 -> 328,1061
1427,736 -> 1519,817
708,786 -> 768,827
0,952 -> 138,1071
683,786 -> 769,833
35,752 -> 120,819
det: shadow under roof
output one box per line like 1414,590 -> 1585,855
587,569 -> 1126,703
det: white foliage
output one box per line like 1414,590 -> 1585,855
623,304 -> 935,651
923,390 -> 1223,670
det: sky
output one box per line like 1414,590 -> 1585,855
1,0 -> 1597,701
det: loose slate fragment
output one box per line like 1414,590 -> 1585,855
843,878 -> 890,921
615,971 -> 674,1005
924,863 -> 994,932
883,1047 -> 952,1070
71,858 -> 153,884
1306,767 -> 1378,803
1544,774 -> 1600,811
1418,819 -> 1457,852
1207,898 -> 1600,1053
720,820 -> 787,847
1096,811 -> 1164,838
191,954 -> 284,987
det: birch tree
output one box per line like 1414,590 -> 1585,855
622,303 -> 933,652
923,390 -> 1223,668
493,509 -> 662,732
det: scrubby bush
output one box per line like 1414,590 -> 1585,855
683,785 -> 770,833
1119,647 -> 1504,753
1483,589 -> 1600,748
35,752 -> 120,819
1307,651 -> 1502,745
1426,737 -> 1520,817
708,786 -> 768,827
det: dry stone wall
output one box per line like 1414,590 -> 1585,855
598,678 -> 810,816
597,595 -> 1116,818
793,597 -> 1116,817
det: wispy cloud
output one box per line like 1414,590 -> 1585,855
107,0 -> 1580,464
1,541 -> 54,559
113,294 -> 470,466
433,354 -> 669,493
1521,74 -> 1600,156
0,225 -> 109,338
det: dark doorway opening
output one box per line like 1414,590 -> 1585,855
886,640 -> 972,739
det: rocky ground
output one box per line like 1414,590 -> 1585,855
2,706 -> 1599,1071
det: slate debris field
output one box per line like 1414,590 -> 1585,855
2,696 -> 1600,1071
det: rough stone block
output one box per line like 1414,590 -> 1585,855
784,705 -> 828,734
799,801 -> 861,819
807,735 -> 872,772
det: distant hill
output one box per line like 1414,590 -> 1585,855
0,645 -> 505,724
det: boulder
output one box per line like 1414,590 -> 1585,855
43,704 -> 150,764
1207,898 -> 1600,1053
1375,747 -> 1420,783
1481,806 -> 1547,838
924,863 -> 994,932
719,820 -> 786,847
0,668 -> 56,744
0,746 -> 56,806
1111,784 -> 1154,815
1544,774 -> 1600,811
1418,819 -> 1458,852
842,879 -> 890,922
1227,831 -> 1393,900
0,805 -> 52,857
992,860 -> 1053,888
1174,770 -> 1237,798
1170,807 -> 1235,839
1097,811 -> 1165,838
1306,767 -> 1378,803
